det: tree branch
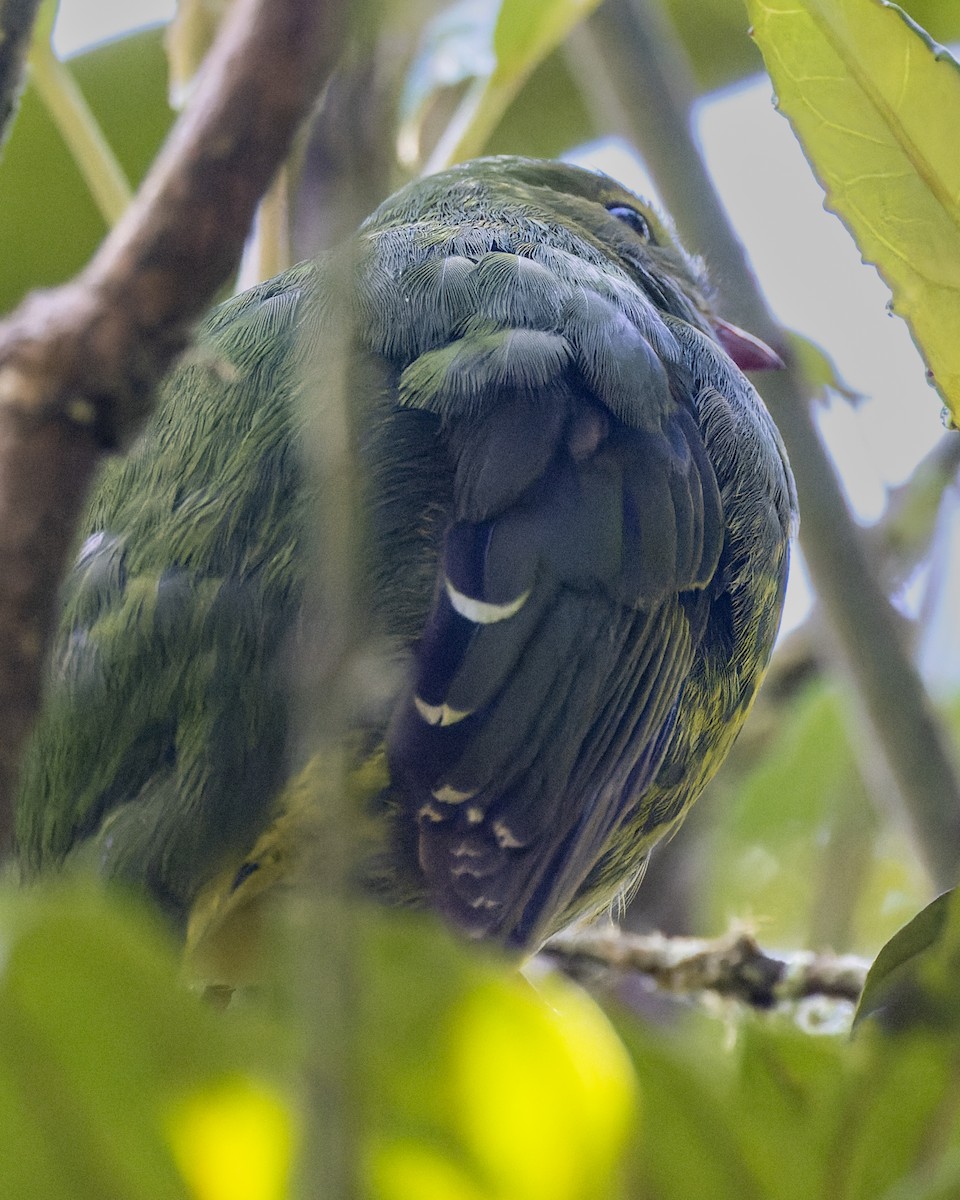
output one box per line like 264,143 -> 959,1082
0,0 -> 42,152
0,0 -> 346,850
543,926 -> 868,1011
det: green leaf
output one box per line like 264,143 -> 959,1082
666,0 -> 960,92
617,1020 -> 766,1200
900,0 -> 960,45
838,1028 -> 960,1200
746,0 -> 960,419
0,883 -> 290,1200
734,1024 -> 847,1200
28,38 -> 134,226
424,0 -> 603,171
703,685 -> 866,947
486,50 -> 595,160
699,675 -> 930,956
788,330 -> 862,403
612,996 -> 960,1200
665,0 -> 766,90
0,28 -> 173,314
880,1146 -> 960,1200
492,0 -> 594,76
855,889 -> 956,1028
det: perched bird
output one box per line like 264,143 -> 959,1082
16,157 -> 796,954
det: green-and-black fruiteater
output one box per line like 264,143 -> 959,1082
16,157 -> 797,953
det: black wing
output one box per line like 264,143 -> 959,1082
360,241 -> 725,948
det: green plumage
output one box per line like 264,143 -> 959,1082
16,157 -> 796,952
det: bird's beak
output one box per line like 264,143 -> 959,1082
712,318 -> 784,371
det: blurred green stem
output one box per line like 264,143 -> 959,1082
236,165 -> 293,290
574,0 -> 960,889
290,169 -> 362,1200
808,765 -> 875,952
289,35 -> 400,1200
28,37 -> 132,225
424,74 -> 505,174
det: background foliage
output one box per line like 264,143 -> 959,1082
3,0 -> 960,1196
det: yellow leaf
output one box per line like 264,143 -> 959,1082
167,1076 -> 297,1200
366,1139 -> 490,1200
747,0 -> 960,418
449,972 -> 637,1200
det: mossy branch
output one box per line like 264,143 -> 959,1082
544,925 -> 867,1013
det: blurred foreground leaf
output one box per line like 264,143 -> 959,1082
0,883 -> 288,1200
747,0 -> 960,417
167,1076 -> 296,1200
618,1001 -> 960,1199
362,915 -> 637,1200
700,681 -> 930,955
619,1024 -> 766,1199
0,882 -> 637,1200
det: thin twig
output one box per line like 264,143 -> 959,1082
578,0 -> 960,890
0,0 -> 345,850
543,926 -> 868,1010
0,0 -> 42,152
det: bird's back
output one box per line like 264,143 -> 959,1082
16,158 -> 796,951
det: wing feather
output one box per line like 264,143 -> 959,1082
388,263 -> 725,943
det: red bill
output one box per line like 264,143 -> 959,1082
712,318 -> 784,371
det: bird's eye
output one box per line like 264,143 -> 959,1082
606,204 -> 653,242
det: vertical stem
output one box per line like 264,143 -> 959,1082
236,166 -> 293,291
291,238 -> 362,1200
288,41 -> 398,1198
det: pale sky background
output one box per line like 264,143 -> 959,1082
50,1 -> 959,676
52,0 -> 175,56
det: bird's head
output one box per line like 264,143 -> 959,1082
361,155 -> 782,372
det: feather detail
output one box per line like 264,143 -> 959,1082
399,326 -> 571,419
